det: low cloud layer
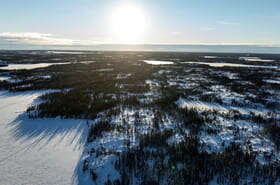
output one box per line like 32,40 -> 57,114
0,32 -> 279,52
0,32 -> 98,46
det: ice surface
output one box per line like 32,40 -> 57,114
0,63 -> 68,70
181,61 -> 278,68
204,56 -> 218,59
143,60 -> 174,65
239,57 -> 275,62
47,51 -> 84,54
0,91 -> 87,185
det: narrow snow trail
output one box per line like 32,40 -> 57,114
0,91 -> 88,185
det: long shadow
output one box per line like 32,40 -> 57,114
8,113 -> 89,150
4,91 -> 91,185
8,113 -> 90,185
0,90 -> 57,98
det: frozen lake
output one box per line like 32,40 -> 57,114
181,61 -> 279,68
0,91 -> 88,185
0,63 -> 67,70
143,60 -> 174,65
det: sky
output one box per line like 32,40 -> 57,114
1,0 -> 280,53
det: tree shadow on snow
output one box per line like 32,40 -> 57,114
5,92 -> 91,185
8,113 -> 89,150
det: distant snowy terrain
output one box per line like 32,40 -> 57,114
0,63 -> 68,70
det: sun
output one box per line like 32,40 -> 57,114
111,4 -> 146,44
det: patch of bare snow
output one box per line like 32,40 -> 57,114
239,57 -> 275,62
77,61 -> 96,64
176,97 -> 228,113
204,56 -> 218,59
181,61 -> 278,69
145,79 -> 160,87
220,72 -> 239,79
143,60 -> 174,65
47,51 -> 84,54
264,79 -> 280,84
153,70 -> 172,76
116,73 -> 131,79
199,118 -> 280,164
0,63 -> 68,70
167,133 -> 186,145
0,76 -> 10,81
176,97 -> 271,118
39,75 -> 52,79
93,68 -> 113,72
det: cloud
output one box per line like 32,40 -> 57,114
217,21 -> 240,26
1,32 -> 279,49
0,32 -> 87,46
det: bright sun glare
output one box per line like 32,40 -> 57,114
111,5 -> 146,44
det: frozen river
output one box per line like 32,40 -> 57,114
0,91 -> 88,185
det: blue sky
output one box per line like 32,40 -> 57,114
0,0 -> 280,52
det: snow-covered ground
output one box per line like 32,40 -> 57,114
181,61 -> 279,68
239,57 -> 275,62
0,63 -> 68,70
204,56 -> 218,59
47,51 -> 85,55
0,91 -> 87,185
143,60 -> 174,65
176,97 -> 280,164
0,76 -> 10,81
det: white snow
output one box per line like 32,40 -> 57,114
76,126 -> 139,184
0,76 -> 22,83
176,97 -> 270,116
77,61 -> 96,64
167,133 -> 186,145
47,51 -> 84,54
239,57 -> 275,62
116,73 -> 132,79
219,72 -> 239,79
0,76 -> 10,81
153,70 -> 172,76
176,97 -> 280,164
0,63 -> 68,70
93,68 -> 113,72
176,97 -> 228,113
204,56 -> 218,59
181,61 -> 278,69
0,91 -> 87,185
198,118 -> 280,164
264,79 -> 280,84
39,75 -> 52,79
145,79 -> 160,87
143,60 -> 174,65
